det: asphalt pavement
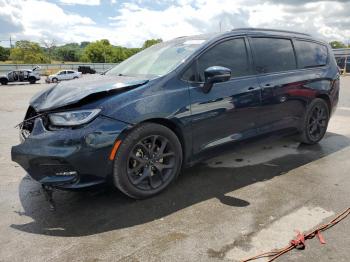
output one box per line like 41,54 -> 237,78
0,76 -> 349,262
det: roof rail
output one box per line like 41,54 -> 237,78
231,28 -> 311,37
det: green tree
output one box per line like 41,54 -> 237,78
142,39 -> 162,49
0,46 -> 10,61
80,41 -> 90,48
10,41 -> 50,63
54,43 -> 82,62
42,39 -> 57,61
82,39 -> 114,63
329,41 -> 347,49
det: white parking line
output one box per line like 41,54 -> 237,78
337,107 -> 350,111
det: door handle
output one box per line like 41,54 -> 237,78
263,84 -> 271,87
248,87 -> 256,91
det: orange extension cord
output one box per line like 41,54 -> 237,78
241,208 -> 350,262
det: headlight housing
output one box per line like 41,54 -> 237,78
49,109 -> 101,126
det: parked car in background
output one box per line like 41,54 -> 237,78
12,28 -> 340,200
0,66 -> 41,85
46,70 -> 82,83
335,57 -> 350,73
78,66 -> 96,74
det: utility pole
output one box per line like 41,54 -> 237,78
219,21 -> 222,32
0,37 -> 13,48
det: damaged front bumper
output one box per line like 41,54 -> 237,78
11,115 -> 129,189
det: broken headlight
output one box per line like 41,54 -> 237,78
49,109 -> 101,126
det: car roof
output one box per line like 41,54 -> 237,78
171,28 -> 325,45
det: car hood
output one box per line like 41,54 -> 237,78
30,74 -> 149,112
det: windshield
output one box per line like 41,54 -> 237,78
106,39 -> 206,77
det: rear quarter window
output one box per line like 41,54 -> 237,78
294,40 -> 328,68
250,37 -> 297,74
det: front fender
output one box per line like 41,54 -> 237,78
101,77 -> 193,164
103,80 -> 191,126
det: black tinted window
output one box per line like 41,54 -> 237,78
294,40 -> 328,68
251,38 -> 296,73
197,38 -> 250,81
182,63 -> 196,82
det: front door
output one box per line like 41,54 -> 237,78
58,71 -> 67,80
186,37 -> 262,156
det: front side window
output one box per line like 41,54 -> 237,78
182,63 -> 196,82
251,37 -> 296,74
294,40 -> 328,68
196,38 -> 250,82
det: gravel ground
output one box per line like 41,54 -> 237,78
0,76 -> 349,262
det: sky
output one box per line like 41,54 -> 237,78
0,0 -> 349,48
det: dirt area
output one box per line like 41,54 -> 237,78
0,76 -> 349,262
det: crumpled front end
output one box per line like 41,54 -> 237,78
11,108 -> 130,189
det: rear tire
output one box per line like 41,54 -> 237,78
113,123 -> 182,199
0,79 -> 8,85
299,98 -> 329,145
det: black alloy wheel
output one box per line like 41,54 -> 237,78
307,104 -> 328,141
300,98 -> 329,144
113,123 -> 182,199
127,135 -> 176,191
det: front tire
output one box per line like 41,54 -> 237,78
113,123 -> 183,199
299,98 -> 329,145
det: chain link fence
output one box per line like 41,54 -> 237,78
0,63 -> 118,75
333,48 -> 350,75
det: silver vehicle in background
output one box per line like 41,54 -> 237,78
46,70 -> 82,83
0,66 -> 41,85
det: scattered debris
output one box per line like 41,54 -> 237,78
241,208 -> 350,262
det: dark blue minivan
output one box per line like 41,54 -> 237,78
12,28 -> 340,199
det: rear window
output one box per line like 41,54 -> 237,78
251,37 -> 297,74
294,40 -> 328,68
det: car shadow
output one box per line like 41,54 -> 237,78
11,132 -> 350,237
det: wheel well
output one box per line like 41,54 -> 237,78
141,118 -> 186,161
316,94 -> 331,113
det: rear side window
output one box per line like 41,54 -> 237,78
197,38 -> 250,81
294,40 -> 328,68
251,37 -> 297,74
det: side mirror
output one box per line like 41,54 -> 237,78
203,66 -> 231,93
